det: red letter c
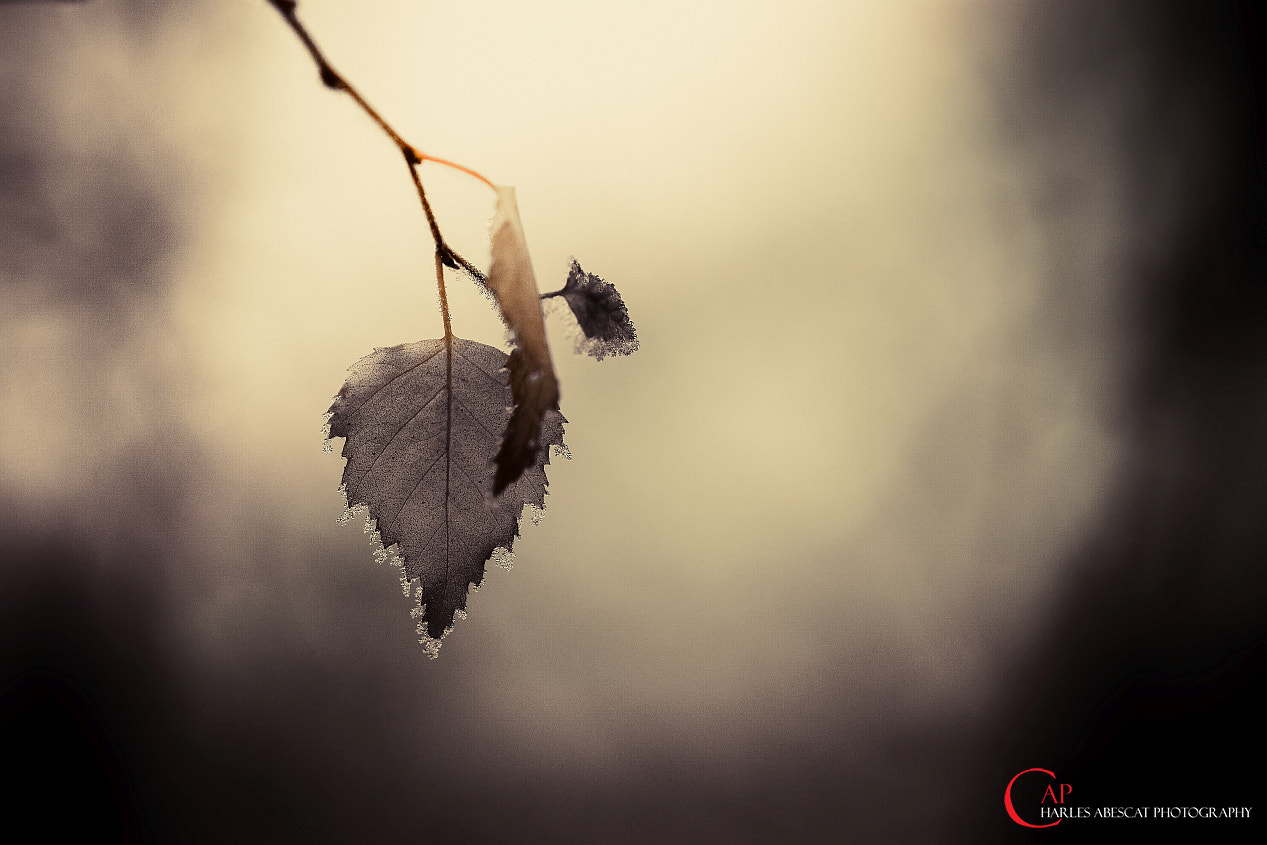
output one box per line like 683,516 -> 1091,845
1005,768 -> 1061,828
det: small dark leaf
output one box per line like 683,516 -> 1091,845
486,186 -> 561,494
327,337 -> 565,653
549,259 -> 638,360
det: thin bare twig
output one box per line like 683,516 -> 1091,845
267,0 -> 500,331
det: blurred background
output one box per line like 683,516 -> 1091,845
1,0 -> 1262,841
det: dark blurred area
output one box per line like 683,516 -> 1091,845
1,0 -> 1263,841
971,1 -> 1266,841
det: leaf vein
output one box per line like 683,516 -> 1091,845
354,381 -> 446,488
451,455 -> 489,499
453,398 -> 501,441
383,449 -> 446,533
453,345 -> 505,384
346,344 -> 444,418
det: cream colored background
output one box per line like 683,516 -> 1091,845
4,0 -> 1132,796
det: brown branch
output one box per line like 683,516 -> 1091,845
446,250 -> 488,286
266,0 -> 494,262
404,151 -> 444,252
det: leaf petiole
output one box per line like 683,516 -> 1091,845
419,155 -> 497,192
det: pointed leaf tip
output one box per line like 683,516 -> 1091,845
494,349 -> 555,495
328,338 -> 565,644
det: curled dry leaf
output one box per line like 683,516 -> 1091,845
327,338 -> 565,651
547,259 -> 639,360
486,186 -> 561,494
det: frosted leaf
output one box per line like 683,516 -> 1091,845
328,337 -> 565,643
545,259 -> 638,360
